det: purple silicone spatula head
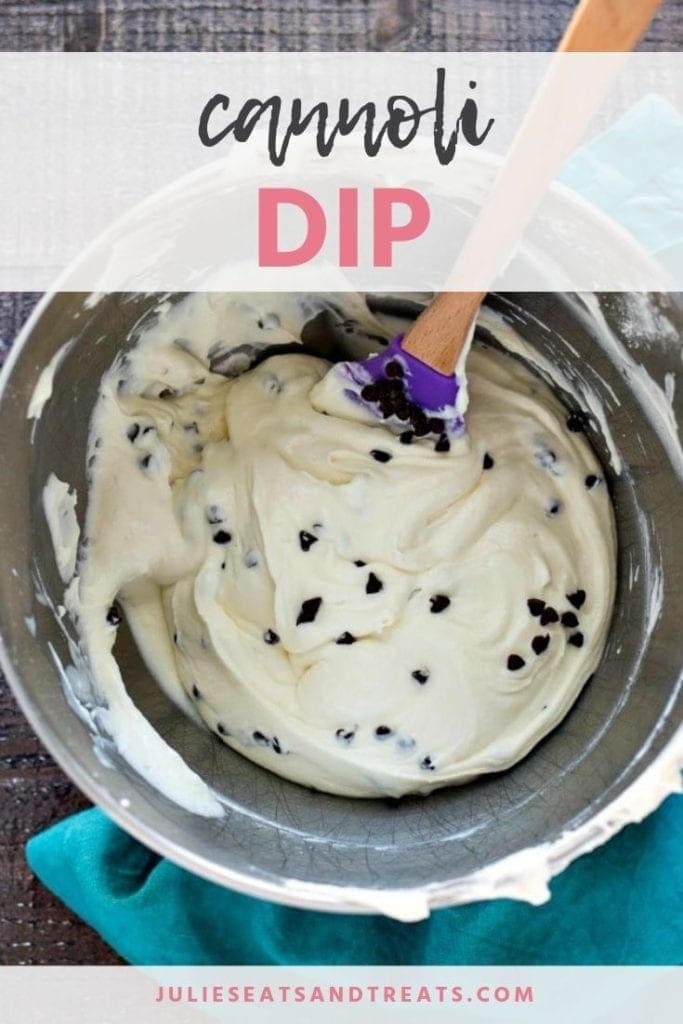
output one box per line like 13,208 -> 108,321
337,334 -> 465,443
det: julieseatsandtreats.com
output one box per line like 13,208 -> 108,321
152,982 -> 534,1005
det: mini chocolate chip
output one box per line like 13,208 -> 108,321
567,589 -> 586,609
354,559 -> 367,567
429,594 -> 450,614
413,418 -> 430,437
546,499 -> 562,516
411,669 -> 430,685
192,685 -> 201,700
507,654 -> 526,671
375,725 -> 393,739
142,425 -> 155,435
397,736 -> 416,750
253,730 -> 269,745
420,755 -> 435,770
127,423 -> 140,442
335,728 -> 355,743
585,474 -> 599,489
299,530 -> 318,552
213,530 -> 232,545
527,598 -> 545,617
531,634 -> 550,655
399,431 -> 414,445
435,434 -> 450,453
296,597 -> 322,625
395,400 -> 410,420
385,360 -> 403,378
428,417 -> 444,433
271,737 -> 282,754
483,452 -> 494,470
366,572 -> 383,594
139,453 -> 152,470
568,631 -> 584,647
336,632 -> 356,645
370,449 -> 392,463
158,387 -> 175,399
535,447 -> 559,474
106,605 -> 121,626
387,380 -> 403,398
220,561 -> 226,571
216,722 -> 227,736
361,384 -> 380,402
173,632 -> 178,645
567,411 -> 588,432
263,629 -> 280,645
561,611 -> 579,628
206,506 -> 223,525
540,606 -> 559,626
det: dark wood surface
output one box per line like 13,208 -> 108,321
0,0 -> 679,51
0,0 -> 680,969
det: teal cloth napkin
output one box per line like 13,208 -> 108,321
26,796 -> 683,964
25,94 -> 683,965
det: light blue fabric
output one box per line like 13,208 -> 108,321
558,94 -> 683,278
26,94 -> 683,965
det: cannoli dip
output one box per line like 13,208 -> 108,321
71,293 -> 616,799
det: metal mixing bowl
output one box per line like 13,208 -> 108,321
0,290 -> 681,916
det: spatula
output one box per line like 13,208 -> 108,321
343,0 -> 661,442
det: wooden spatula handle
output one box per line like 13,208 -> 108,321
401,0 -> 661,377
401,291 -> 484,375
558,0 -> 662,52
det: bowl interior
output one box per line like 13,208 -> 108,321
0,290 -> 681,906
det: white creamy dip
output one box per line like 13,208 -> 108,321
56,293 -> 617,798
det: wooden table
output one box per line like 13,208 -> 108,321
0,0 -> 679,968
